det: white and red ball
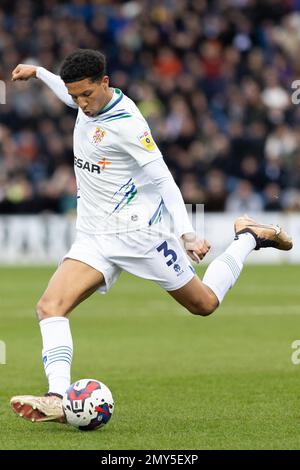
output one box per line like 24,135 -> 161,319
62,379 -> 114,431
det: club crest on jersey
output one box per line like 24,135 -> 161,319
92,126 -> 106,144
138,130 -> 156,151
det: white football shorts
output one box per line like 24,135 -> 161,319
63,221 -> 196,293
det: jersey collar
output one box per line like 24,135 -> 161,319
97,88 -> 123,116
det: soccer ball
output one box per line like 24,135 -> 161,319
62,379 -> 114,431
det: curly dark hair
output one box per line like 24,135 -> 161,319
60,49 -> 107,83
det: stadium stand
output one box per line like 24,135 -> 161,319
1,0 -> 300,214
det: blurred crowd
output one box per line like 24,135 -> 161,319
1,0 -> 300,215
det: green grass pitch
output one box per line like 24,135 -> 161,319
0,264 -> 300,450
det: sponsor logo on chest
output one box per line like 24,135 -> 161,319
74,156 -> 111,174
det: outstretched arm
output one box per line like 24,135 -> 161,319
142,159 -> 211,263
116,118 -> 210,263
11,64 -> 78,109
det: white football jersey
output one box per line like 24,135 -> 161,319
73,88 -> 164,234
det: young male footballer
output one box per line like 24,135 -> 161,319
10,49 -> 292,423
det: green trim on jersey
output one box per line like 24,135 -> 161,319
104,114 -> 132,123
126,189 -> 137,204
152,210 -> 162,225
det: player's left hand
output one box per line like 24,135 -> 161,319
181,233 -> 211,263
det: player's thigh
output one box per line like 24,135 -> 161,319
36,259 -> 105,318
168,275 -> 218,316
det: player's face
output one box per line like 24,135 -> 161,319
66,76 -> 112,117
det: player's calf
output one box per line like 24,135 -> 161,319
187,299 -> 218,316
169,277 -> 219,317
186,291 -> 218,316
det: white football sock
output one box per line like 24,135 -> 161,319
40,317 -> 73,397
202,232 -> 256,303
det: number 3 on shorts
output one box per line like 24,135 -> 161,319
156,241 -> 178,267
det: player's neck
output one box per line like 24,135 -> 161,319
101,88 -> 114,110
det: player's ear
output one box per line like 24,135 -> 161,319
101,75 -> 109,88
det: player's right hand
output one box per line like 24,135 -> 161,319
11,64 -> 37,81
182,233 -> 211,264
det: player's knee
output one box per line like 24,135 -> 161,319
188,295 -> 218,317
36,297 -> 66,321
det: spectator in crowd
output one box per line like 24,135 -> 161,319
0,0 -> 300,215
225,180 -> 264,213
